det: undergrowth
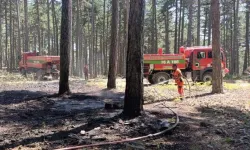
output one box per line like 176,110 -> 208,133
0,70 -> 34,82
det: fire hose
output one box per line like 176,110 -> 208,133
54,103 -> 179,150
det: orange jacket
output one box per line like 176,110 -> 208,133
173,68 -> 184,86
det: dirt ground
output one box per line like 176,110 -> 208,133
0,73 -> 250,150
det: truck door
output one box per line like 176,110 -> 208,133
192,50 -> 207,70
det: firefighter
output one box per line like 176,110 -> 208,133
172,64 -> 184,100
84,64 -> 89,80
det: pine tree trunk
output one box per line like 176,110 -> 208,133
211,0 -> 223,93
164,10 -> 170,53
243,4 -> 249,73
52,0 -> 59,55
123,0 -> 129,76
0,2 -> 2,69
36,0 -> 41,54
71,7 -> 75,75
24,0 -> 29,52
208,6 -> 212,45
187,2 -> 193,47
203,7 -> 208,46
76,0 -> 80,76
153,0 -> 157,52
123,0 -> 145,117
47,0 -> 51,55
5,2 -> 9,69
235,0 -> 239,74
16,0 -> 21,58
177,0 -> 182,48
197,0 -> 201,46
10,1 -> 13,71
90,0 -> 95,77
180,6 -> 185,46
174,0 -> 178,53
102,0 -> 106,75
107,0 -> 119,89
59,0 -> 72,95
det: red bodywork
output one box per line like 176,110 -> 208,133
143,46 -> 229,83
19,52 -> 60,79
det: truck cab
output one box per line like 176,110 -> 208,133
180,46 -> 228,82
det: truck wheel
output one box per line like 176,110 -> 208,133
20,68 -> 26,76
152,72 -> 170,84
148,75 -> 154,84
35,69 -> 44,80
202,72 -> 212,82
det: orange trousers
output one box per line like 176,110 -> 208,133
178,85 -> 184,96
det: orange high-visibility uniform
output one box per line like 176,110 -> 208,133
173,68 -> 184,97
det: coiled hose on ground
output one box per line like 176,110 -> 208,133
55,103 -> 180,150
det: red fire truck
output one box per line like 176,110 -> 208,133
19,51 -> 60,80
143,46 -> 229,84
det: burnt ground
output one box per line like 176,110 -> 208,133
0,75 -> 250,150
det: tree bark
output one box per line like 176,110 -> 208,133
5,2 -> 9,69
123,0 -> 145,117
187,2 -> 193,47
47,0 -> 51,55
59,0 -> 72,95
24,0 -> 29,52
123,0 -> 129,76
164,9 -> 170,53
107,0 -> 119,89
36,0 -> 41,54
243,2 -> 250,73
90,0 -> 95,77
10,0 -> 13,71
76,0 -> 80,76
203,7 -> 208,46
174,0 -> 178,53
211,0 -> 223,93
208,5 -> 212,45
0,2 -> 2,69
52,0 -> 59,55
177,0 -> 182,48
16,0 -> 21,58
180,5 -> 185,46
102,0 -> 106,75
197,0 -> 201,46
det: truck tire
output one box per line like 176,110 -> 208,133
152,72 -> 170,84
148,75 -> 154,84
20,68 -> 26,76
35,69 -> 44,80
202,72 -> 212,82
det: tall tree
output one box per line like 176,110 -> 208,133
243,1 -> 250,73
187,2 -> 193,47
211,0 -> 223,93
89,0 -> 95,77
0,1 -> 2,69
59,0 -> 72,95
16,0 -> 21,57
122,0 -> 130,75
107,0 -> 119,89
174,0 -> 178,53
123,0 -> 145,117
24,0 -> 29,52
152,0 -> 158,52
47,0 -> 51,54
36,0 -> 41,53
197,0 -> 201,45
5,1 -> 9,69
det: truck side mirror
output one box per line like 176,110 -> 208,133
18,55 -> 21,61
